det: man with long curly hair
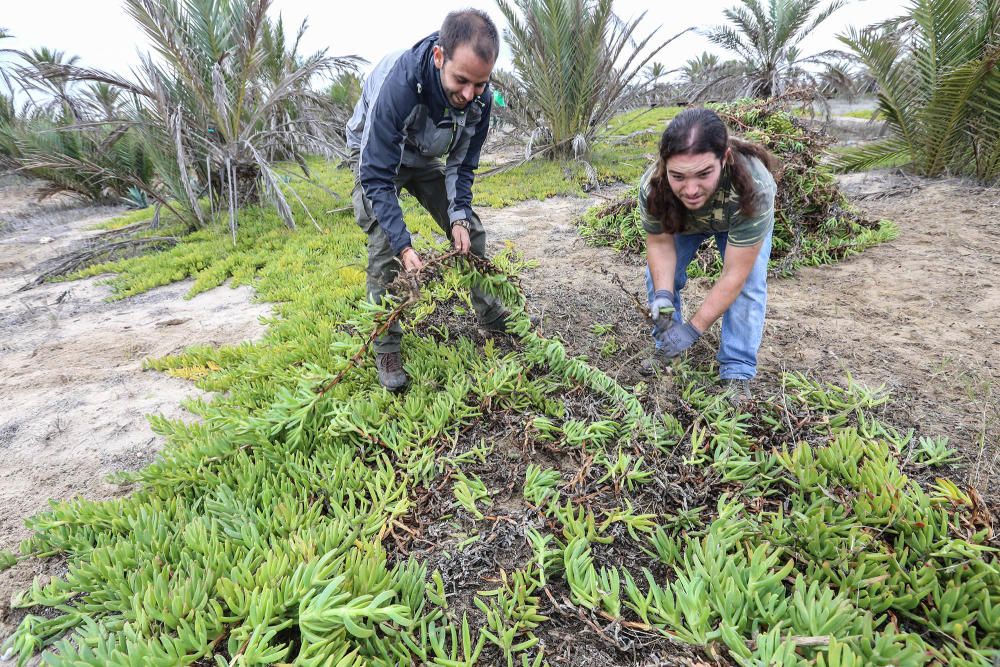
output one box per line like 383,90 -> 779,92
639,107 -> 778,405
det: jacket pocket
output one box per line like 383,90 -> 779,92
417,123 -> 454,157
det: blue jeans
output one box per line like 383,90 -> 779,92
645,229 -> 772,380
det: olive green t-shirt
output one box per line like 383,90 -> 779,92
637,154 -> 776,247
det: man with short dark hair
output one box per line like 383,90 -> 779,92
347,9 -> 508,392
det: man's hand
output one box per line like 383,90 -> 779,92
649,290 -> 674,330
649,289 -> 675,322
656,320 -> 701,358
451,221 -> 471,254
400,247 -> 424,272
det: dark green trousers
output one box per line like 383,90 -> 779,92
350,158 -> 506,354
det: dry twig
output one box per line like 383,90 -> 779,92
18,236 -> 180,291
316,250 -> 507,395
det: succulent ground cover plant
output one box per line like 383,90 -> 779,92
1,115 -> 995,667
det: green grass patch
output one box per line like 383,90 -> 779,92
603,106 -> 683,136
480,107 -> 682,197
838,108 -> 884,120
474,107 -> 683,203
475,159 -> 590,206
91,207 -> 161,231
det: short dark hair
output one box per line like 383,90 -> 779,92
439,9 -> 500,64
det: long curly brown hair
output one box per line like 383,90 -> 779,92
646,107 -> 777,234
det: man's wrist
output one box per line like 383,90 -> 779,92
451,219 -> 470,231
653,289 -> 674,300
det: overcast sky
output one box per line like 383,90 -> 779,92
2,0 -> 906,80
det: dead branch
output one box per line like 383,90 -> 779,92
611,273 -> 652,324
316,292 -> 420,396
18,236 -> 180,291
852,183 -> 923,201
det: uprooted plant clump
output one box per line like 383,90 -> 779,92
577,98 -> 899,277
1,195 -> 998,666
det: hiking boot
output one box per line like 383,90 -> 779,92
639,349 -> 670,376
375,352 -> 408,392
480,312 -> 512,335
722,378 -> 753,407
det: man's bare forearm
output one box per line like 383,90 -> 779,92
690,241 -> 761,332
646,232 -> 676,293
691,275 -> 745,332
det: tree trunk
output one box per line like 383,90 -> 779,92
221,161 -> 261,207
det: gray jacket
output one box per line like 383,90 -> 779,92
346,32 -> 492,255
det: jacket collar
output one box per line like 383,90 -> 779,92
409,32 -> 444,107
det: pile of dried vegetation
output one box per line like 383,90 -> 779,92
578,98 -> 898,278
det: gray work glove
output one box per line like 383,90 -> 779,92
656,320 -> 701,358
649,289 -> 675,326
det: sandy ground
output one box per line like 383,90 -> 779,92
0,165 -> 998,656
765,174 -> 1000,486
0,176 -> 270,641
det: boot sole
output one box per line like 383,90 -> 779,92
379,378 -> 409,393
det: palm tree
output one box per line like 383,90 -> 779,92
814,57 -> 864,99
36,0 -> 360,234
15,47 -> 83,119
706,0 -> 847,98
493,0 -> 689,159
676,51 -> 747,102
645,62 -> 667,83
639,61 -> 684,107
0,29 -> 14,133
4,117 -> 157,202
835,0 -> 1000,181
0,94 -> 16,163
257,16 -> 355,163
682,52 -> 723,82
327,70 -> 362,111
82,83 -> 124,121
0,35 -> 162,201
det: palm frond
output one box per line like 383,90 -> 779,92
838,0 -> 1000,182
709,0 -> 849,98
496,0 -> 683,159
828,137 -> 911,172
